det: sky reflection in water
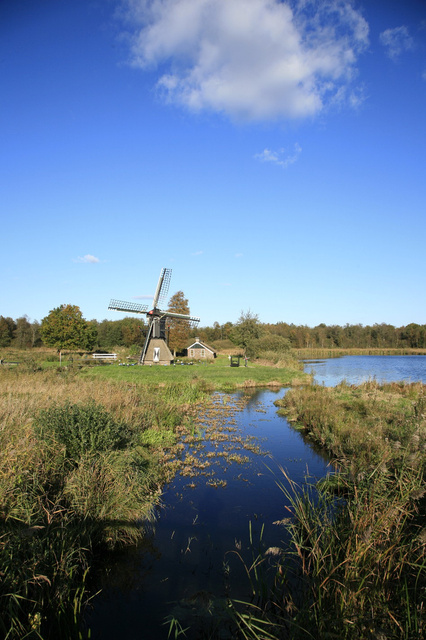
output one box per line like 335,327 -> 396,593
87,388 -> 330,639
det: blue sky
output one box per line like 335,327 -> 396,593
1,0 -> 425,328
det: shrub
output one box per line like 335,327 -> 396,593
35,401 -> 128,460
256,333 -> 291,353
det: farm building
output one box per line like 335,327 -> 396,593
186,338 -> 216,360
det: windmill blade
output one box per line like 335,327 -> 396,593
152,268 -> 172,309
108,299 -> 149,315
159,310 -> 200,321
161,310 -> 200,326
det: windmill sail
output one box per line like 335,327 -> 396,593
152,268 -> 172,309
108,300 -> 148,314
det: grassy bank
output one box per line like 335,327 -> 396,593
0,353 -> 305,638
0,365 -> 213,638
254,381 -> 426,639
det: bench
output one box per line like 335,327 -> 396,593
92,353 -> 117,360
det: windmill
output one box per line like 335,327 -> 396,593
108,268 -> 200,365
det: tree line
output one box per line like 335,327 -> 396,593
0,313 -> 146,351
0,291 -> 193,354
194,320 -> 426,350
1,310 -> 425,352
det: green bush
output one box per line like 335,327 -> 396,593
35,401 -> 128,460
256,333 -> 292,353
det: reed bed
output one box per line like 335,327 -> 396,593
239,381 -> 426,640
0,365 -> 210,638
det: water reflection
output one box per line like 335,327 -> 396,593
305,354 -> 426,386
86,389 -> 331,639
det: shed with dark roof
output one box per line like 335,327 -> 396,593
186,338 -> 216,360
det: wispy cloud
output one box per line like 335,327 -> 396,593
255,143 -> 302,169
191,250 -> 203,256
74,254 -> 100,264
380,26 -> 414,61
121,0 -> 369,122
235,253 -> 243,258
133,295 -> 153,300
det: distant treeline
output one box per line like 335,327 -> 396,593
1,314 -> 425,351
0,315 -> 146,350
197,321 -> 426,350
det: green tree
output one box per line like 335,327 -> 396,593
167,291 -> 190,357
0,316 -> 16,347
120,317 -> 145,347
14,316 -> 33,348
96,319 -> 123,350
40,304 -> 96,363
30,320 -> 42,347
230,310 -> 263,358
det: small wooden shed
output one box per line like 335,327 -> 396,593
186,338 -> 216,360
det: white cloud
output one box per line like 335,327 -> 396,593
191,250 -> 203,256
121,0 -> 369,121
255,143 -> 302,168
379,26 -> 414,61
75,254 -> 100,264
133,295 -> 153,299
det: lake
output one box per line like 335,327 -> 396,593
304,354 -> 426,386
85,355 -> 425,639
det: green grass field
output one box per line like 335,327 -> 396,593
79,354 -> 307,390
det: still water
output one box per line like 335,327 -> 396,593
304,354 -> 426,386
86,356 -> 425,638
86,389 -> 330,639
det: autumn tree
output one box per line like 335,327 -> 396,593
167,291 -> 190,357
40,304 -> 96,363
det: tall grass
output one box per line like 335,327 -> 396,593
276,381 -> 426,475
269,468 -> 426,639
195,382 -> 426,639
238,381 -> 426,640
0,365 -> 210,638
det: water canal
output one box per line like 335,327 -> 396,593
86,389 -> 330,639
86,356 -> 425,639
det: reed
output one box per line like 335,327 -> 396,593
276,380 -> 426,475
0,365 -> 211,638
270,467 -> 426,639
232,381 -> 426,639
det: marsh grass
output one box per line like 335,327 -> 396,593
231,381 -> 426,639
268,468 -> 426,639
276,381 -> 426,475
0,365 -> 211,638
184,382 -> 425,639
